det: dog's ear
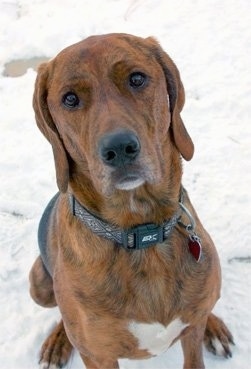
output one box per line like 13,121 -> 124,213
33,63 -> 69,192
147,38 -> 194,161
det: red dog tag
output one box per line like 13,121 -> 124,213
188,236 -> 202,262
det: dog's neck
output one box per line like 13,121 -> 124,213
69,180 -> 181,230
69,193 -> 182,250
68,149 -> 182,228
68,183 -> 202,261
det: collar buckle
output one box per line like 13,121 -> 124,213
122,224 -> 164,250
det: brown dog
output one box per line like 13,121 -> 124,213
29,33 -> 234,369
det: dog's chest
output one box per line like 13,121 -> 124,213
128,318 -> 189,355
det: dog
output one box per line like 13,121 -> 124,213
29,33 -> 234,369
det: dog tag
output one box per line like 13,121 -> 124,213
188,234 -> 202,262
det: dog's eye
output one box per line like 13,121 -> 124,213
62,92 -> 80,108
129,72 -> 146,88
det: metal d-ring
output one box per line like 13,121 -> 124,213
178,201 -> 202,262
178,201 -> 196,233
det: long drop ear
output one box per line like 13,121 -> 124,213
147,38 -> 194,161
33,63 -> 69,192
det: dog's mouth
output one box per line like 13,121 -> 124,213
110,165 -> 146,191
115,175 -> 145,191
98,162 -> 157,195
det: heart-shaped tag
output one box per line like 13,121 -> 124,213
188,236 -> 202,262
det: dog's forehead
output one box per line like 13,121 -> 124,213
60,34 -> 153,59
52,34 -> 156,77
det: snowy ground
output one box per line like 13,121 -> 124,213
0,0 -> 251,368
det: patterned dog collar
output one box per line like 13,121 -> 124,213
69,194 -> 181,250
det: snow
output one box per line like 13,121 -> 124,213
0,0 -> 250,368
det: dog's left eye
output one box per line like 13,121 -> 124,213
129,72 -> 147,89
62,92 -> 80,109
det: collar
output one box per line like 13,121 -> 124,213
69,190 -> 202,260
69,194 -> 184,251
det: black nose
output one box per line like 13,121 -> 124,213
99,130 -> 141,167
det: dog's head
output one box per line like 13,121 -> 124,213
33,34 -> 194,196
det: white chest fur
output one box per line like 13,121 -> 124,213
128,318 -> 189,356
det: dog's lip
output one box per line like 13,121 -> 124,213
115,175 -> 145,191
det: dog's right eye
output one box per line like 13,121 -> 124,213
62,92 -> 80,109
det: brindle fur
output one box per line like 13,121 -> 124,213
29,34 -> 233,369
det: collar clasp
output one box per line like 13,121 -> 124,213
122,224 -> 164,250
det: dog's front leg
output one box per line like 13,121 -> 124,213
181,321 -> 206,369
80,354 -> 119,369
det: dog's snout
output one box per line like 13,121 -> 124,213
99,131 -> 141,167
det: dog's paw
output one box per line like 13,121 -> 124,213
39,320 -> 73,369
204,313 -> 235,358
40,363 -> 59,369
